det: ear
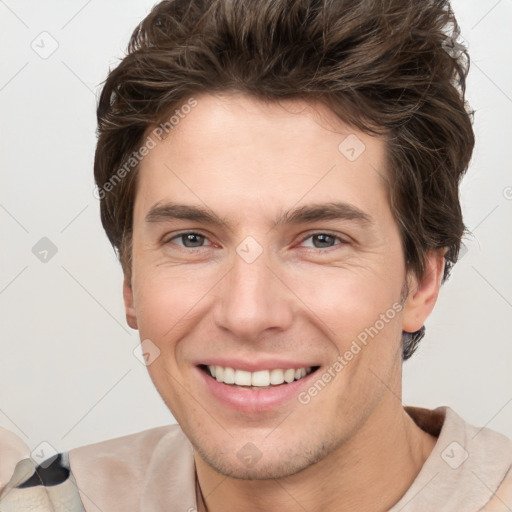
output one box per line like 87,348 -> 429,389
123,274 -> 138,330
401,248 -> 447,333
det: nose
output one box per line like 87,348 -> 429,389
212,243 -> 294,341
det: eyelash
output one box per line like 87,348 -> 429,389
163,231 -> 349,252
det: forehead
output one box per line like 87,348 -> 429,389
134,92 -> 390,225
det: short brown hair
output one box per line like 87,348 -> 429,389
94,0 -> 475,359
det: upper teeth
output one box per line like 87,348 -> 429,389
208,365 -> 312,386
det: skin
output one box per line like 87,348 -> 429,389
123,92 -> 445,511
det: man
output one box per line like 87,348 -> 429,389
1,0 -> 511,511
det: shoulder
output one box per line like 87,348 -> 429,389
392,406 -> 512,511
1,423 -> 196,512
68,423 -> 181,472
68,423 -> 197,511
483,465 -> 512,511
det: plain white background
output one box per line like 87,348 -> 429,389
0,0 -> 511,454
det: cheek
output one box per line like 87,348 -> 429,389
284,262 -> 403,341
132,268 -> 211,348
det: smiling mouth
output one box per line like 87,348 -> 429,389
199,364 -> 320,390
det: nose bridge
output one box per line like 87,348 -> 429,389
213,237 -> 293,339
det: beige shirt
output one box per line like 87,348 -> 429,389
1,406 -> 511,511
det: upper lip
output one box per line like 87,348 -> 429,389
197,359 -> 319,372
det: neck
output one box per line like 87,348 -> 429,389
194,378 -> 437,512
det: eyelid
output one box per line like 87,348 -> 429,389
163,230 -> 350,250
164,230 -> 214,247
296,231 -> 350,249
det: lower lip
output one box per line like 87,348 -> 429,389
196,366 -> 319,413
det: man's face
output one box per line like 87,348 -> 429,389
125,92 -> 422,479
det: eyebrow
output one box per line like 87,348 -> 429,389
145,201 -> 373,229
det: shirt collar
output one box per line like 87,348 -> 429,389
389,405 -> 512,511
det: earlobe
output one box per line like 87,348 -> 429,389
401,249 -> 446,334
123,275 -> 138,330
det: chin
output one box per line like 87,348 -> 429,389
195,441 -> 329,481
206,456 -> 309,480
